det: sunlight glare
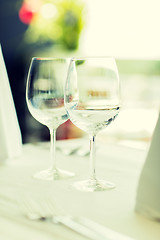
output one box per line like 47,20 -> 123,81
40,3 -> 58,19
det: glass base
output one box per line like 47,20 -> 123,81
71,178 -> 115,192
33,168 -> 75,180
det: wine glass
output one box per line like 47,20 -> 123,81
65,57 -> 120,191
26,57 -> 75,180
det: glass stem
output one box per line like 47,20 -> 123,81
89,135 -> 97,181
49,128 -> 56,170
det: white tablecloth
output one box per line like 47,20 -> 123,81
0,139 -> 159,240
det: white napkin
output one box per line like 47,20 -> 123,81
0,45 -> 22,162
135,111 -> 160,220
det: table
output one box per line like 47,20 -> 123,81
0,138 -> 159,240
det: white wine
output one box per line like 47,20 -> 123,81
69,106 -> 120,135
28,96 -> 68,129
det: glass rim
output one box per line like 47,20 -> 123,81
70,56 -> 116,61
31,57 -> 71,61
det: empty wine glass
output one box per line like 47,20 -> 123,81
65,57 -> 120,191
26,57 -> 75,180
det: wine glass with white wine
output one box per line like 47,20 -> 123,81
26,57 -> 75,180
65,57 -> 120,191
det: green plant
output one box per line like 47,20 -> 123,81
23,0 -> 85,50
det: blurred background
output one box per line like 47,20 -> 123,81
0,0 -> 160,149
